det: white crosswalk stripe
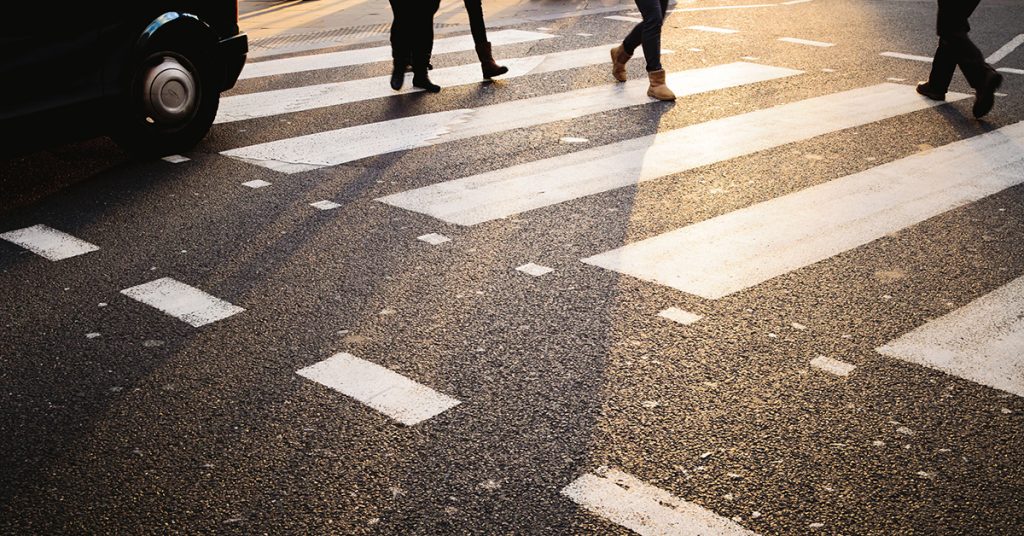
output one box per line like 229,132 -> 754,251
379,84 -> 967,226
878,275 -> 1024,398
238,29 -> 555,80
1,225 -> 99,261
121,278 -> 245,327
582,121 -> 1024,299
218,44 -> 658,124
223,62 -> 801,173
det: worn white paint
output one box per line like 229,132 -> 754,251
417,233 -> 451,245
381,83 -> 960,227
239,30 -> 555,80
560,137 -> 590,144
881,51 -> 932,62
562,469 -> 758,536
310,200 -> 341,210
582,120 -> 1023,299
671,4 -> 774,12
517,263 -> 553,276
218,44 -> 647,123
686,25 -> 739,34
605,15 -> 643,23
810,356 -> 856,377
0,225 -> 99,261
120,278 -> 244,327
162,154 -> 190,163
998,67 -> 1024,75
878,275 -> 1024,397
242,180 -> 272,188
658,307 -> 703,325
778,37 -> 834,47
297,352 -> 461,425
225,62 -> 798,174
987,34 -> 1024,64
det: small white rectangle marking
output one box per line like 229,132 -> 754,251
686,25 -> 740,34
417,233 -> 451,245
242,180 -> 272,189
560,137 -> 589,144
582,119 -> 1021,299
121,277 -> 244,327
886,77 -> 907,82
517,263 -> 553,276
997,67 -> 1024,75
778,37 -> 834,47
810,356 -> 856,377
562,469 -> 757,536
296,352 -> 460,425
239,30 -> 555,80
1,225 -> 99,261
162,154 -> 190,163
877,276 -> 1024,397
659,307 -> 704,325
605,15 -> 643,23
311,200 -> 341,210
881,51 -> 933,62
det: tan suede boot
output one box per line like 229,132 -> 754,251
647,69 -> 676,101
610,45 -> 632,82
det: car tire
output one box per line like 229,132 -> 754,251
113,46 -> 219,157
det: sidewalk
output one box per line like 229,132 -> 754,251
239,0 -> 639,57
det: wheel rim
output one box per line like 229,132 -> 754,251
141,56 -> 198,126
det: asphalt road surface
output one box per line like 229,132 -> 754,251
2,1 -> 1023,534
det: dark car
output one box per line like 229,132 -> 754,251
1,3 -> 247,156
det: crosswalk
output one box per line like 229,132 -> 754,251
4,19 -> 1023,534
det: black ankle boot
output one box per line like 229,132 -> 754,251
412,72 -> 441,93
390,62 -> 405,91
476,42 -> 508,79
973,72 -> 1003,119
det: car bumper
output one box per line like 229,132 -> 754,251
218,32 -> 248,91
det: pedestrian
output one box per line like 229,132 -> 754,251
609,0 -> 676,101
916,0 -> 1002,118
389,0 -> 442,93
464,0 -> 509,79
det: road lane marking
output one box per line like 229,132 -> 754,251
121,278 -> 244,327
658,307 -> 703,325
562,468 -> 758,536
219,44 -> 649,123
778,37 -> 834,47
605,15 -> 643,23
1,225 -> 100,261
311,200 -> 341,210
881,51 -> 932,62
671,4 -> 775,12
582,120 -> 1023,299
418,233 -> 451,245
998,67 -> 1024,75
380,83 -> 961,227
686,25 -> 740,34
162,154 -> 190,163
242,179 -> 272,188
224,62 -> 799,174
987,34 -> 1024,63
810,356 -> 856,377
296,352 -> 460,425
517,263 -> 553,276
877,275 -> 1024,398
239,30 -> 555,80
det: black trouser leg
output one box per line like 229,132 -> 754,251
388,0 -> 410,66
930,0 -> 995,90
464,0 -> 488,45
410,0 -> 440,73
622,0 -> 670,72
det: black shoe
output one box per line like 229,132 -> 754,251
390,64 -> 405,91
973,72 -> 1003,119
412,73 -> 441,93
916,82 -> 945,101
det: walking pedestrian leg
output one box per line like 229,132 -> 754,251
464,0 -> 508,79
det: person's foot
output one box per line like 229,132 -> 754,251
413,73 -> 441,93
972,72 -> 1003,119
476,42 -> 509,79
646,69 -> 676,101
610,45 -> 632,83
390,63 -> 405,91
915,82 -> 945,101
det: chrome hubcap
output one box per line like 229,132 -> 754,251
142,56 -> 197,125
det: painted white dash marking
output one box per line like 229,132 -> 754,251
86,332 -> 101,339
162,154 -> 190,164
987,34 -> 1024,64
560,137 -> 589,144
296,352 -> 460,425
887,77 -> 907,82
381,83 -> 960,227
517,263 -> 553,277
226,62 -> 795,174
536,27 -> 553,31
821,68 -> 837,73
810,356 -> 856,377
671,4 -> 774,12
242,179 -> 272,189
688,48 -> 704,53
998,67 -> 1024,75
881,51 -> 933,63
582,119 -> 1022,300
239,30 -> 555,80
418,233 -> 451,245
606,15 -> 643,23
562,469 -> 758,536
778,37 -> 834,47
659,307 -> 704,326
120,277 -> 244,327
577,33 -> 594,37
1,225 -> 99,261
781,0 -> 814,4
878,275 -> 1024,397
740,56 -> 760,61
219,44 -> 638,123
687,25 -> 740,34
311,200 -> 341,210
